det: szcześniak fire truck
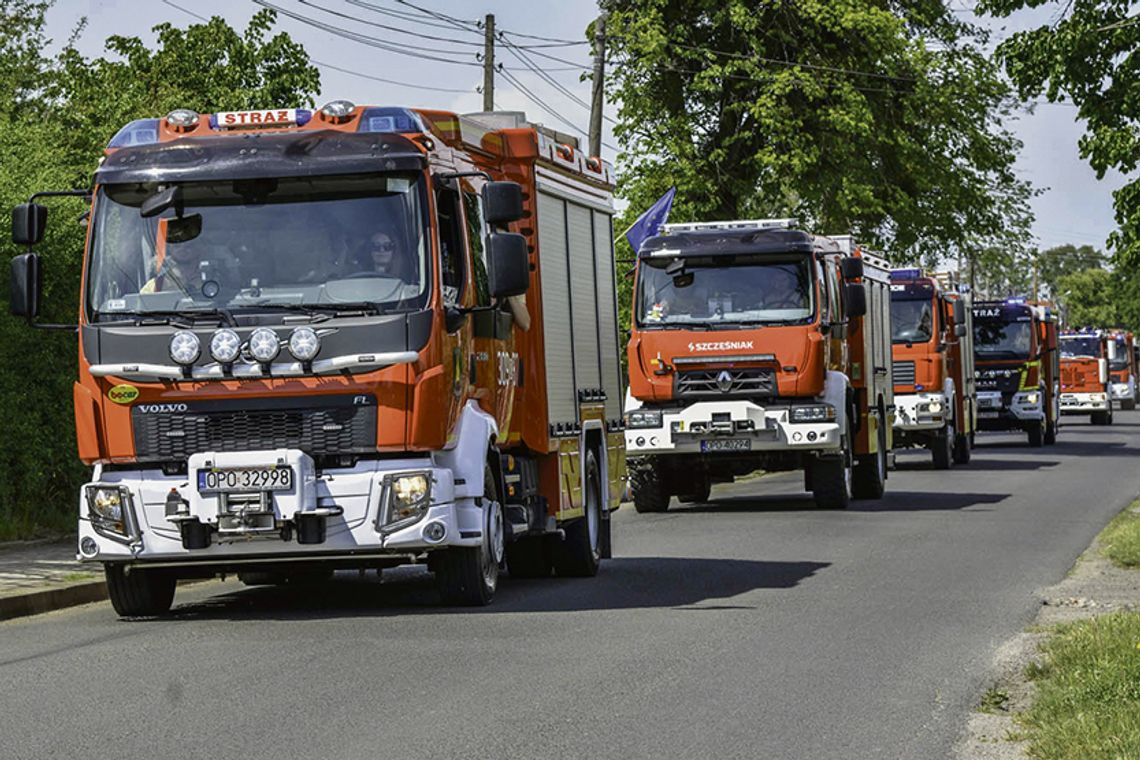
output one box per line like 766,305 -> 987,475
9,103 -> 627,615
972,299 -> 1060,446
1107,330 -> 1137,410
624,220 -> 894,511
889,269 -> 976,468
1059,329 -> 1117,425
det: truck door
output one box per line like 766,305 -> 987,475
435,182 -> 472,441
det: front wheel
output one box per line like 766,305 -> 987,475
1027,420 -> 1044,447
852,419 -> 887,500
105,564 -> 176,617
1044,419 -> 1057,445
812,455 -> 851,509
552,451 -> 603,577
434,463 -> 502,606
931,421 -> 954,470
677,475 -> 712,504
630,458 -> 670,513
953,424 -> 972,464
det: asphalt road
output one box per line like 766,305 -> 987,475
4,413 -> 1139,760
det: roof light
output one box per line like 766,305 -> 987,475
356,107 -> 424,134
288,327 -> 321,362
319,100 -> 356,122
165,109 -> 199,130
106,118 -> 160,148
169,330 -> 201,366
248,328 -> 280,364
890,268 -> 922,281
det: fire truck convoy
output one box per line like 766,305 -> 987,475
1060,330 -> 1117,424
889,269 -> 976,468
972,300 -> 1061,446
1107,331 -> 1137,411
624,221 -> 894,511
9,104 -> 627,614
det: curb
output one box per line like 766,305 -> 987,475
0,581 -> 109,622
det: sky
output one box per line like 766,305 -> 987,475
43,0 -> 1126,253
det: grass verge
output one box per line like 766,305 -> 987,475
1100,498 -> 1140,567
1018,611 -> 1140,759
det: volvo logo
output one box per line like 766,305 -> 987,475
716,370 -> 733,393
136,403 -> 189,414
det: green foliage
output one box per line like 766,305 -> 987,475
977,0 -> 1140,268
1056,267 -> 1121,327
0,1 -> 318,538
1100,500 -> 1140,568
604,0 -> 1035,270
1020,611 -> 1140,759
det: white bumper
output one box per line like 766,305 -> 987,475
893,393 -> 948,431
624,400 -> 841,456
976,390 -> 1044,421
77,452 -> 485,565
1061,391 -> 1109,413
1110,378 -> 1135,401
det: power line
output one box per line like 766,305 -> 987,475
298,0 -> 485,47
315,58 -> 476,93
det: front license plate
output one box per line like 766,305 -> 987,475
701,438 -> 751,452
197,466 -> 294,494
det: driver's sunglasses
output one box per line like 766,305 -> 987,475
373,241 -> 395,253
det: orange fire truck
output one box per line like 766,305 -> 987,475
1107,330 -> 1137,411
624,221 -> 893,511
9,103 -> 626,614
1060,329 -> 1116,424
972,299 -> 1060,446
889,269 -> 976,467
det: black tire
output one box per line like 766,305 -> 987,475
104,564 -> 176,617
435,463 -> 502,606
1123,398 -> 1136,411
811,455 -> 851,509
1044,419 -> 1057,445
505,536 -> 551,578
1090,411 -> 1108,426
852,419 -> 886,500
630,458 -> 670,513
953,424 -> 972,464
552,451 -> 603,577
931,422 -> 954,470
1027,420 -> 1044,446
238,571 -> 287,586
677,476 -> 712,504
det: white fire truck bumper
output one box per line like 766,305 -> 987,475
1060,392 -> 1109,413
893,392 -> 949,431
625,400 -> 842,456
977,390 -> 1044,421
75,451 -> 487,564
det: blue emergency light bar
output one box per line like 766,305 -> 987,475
356,107 -> 424,134
1005,297 -> 1026,305
890,268 -> 923,281
107,118 -> 160,148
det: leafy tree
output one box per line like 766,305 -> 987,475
977,0 -> 1140,266
604,0 -> 1036,271
0,4 -> 319,538
1057,267 -> 1121,328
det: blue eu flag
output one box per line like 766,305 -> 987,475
623,187 -> 676,253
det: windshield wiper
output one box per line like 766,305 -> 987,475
94,308 -> 236,327
240,301 -> 382,319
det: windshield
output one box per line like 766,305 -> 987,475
636,254 -> 814,327
974,320 -> 1032,358
86,173 -> 430,321
1060,336 -> 1100,359
1111,337 -> 1129,369
891,297 -> 935,344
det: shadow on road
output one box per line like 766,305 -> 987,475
161,556 -> 829,620
678,489 -> 1007,514
892,457 -> 1060,472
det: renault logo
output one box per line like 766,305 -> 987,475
716,370 -> 733,392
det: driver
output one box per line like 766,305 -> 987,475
141,241 -> 207,294
355,229 -> 403,278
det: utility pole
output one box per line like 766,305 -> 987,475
482,13 -> 495,112
588,13 -> 607,157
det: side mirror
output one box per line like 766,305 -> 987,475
482,181 -> 524,225
1107,339 -> 1119,362
12,203 -> 47,246
955,323 -> 967,337
9,252 -> 42,318
839,256 -> 863,280
844,282 -> 866,318
953,299 -> 966,324
487,232 -> 529,298
140,185 -> 182,219
1098,358 -> 1108,385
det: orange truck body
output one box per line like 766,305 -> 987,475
888,269 -> 976,467
1107,330 -> 1138,411
11,104 -> 626,610
972,300 -> 1060,446
1059,329 -> 1115,424
624,221 -> 893,511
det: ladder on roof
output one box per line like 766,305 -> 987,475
661,218 -> 797,233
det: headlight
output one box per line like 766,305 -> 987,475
1023,392 -> 1040,405
288,327 -> 321,362
169,330 -> 200,365
84,485 -> 135,540
790,404 -> 836,423
209,328 -> 241,363
625,409 -> 663,429
382,472 -> 432,529
248,328 -> 280,363
927,400 -> 943,414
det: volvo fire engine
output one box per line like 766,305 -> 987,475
9,103 -> 627,615
624,220 -> 894,511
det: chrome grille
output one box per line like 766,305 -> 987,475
892,360 -> 916,387
675,367 -> 777,399
131,395 -> 377,462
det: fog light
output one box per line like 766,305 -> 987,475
169,330 -> 200,365
248,328 -> 280,363
928,401 -> 943,414
80,536 -> 98,557
807,431 -> 817,441
423,521 -> 446,542
792,431 -> 803,442
649,436 -> 658,446
635,436 -> 645,447
210,328 -> 241,364
288,326 -> 321,362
